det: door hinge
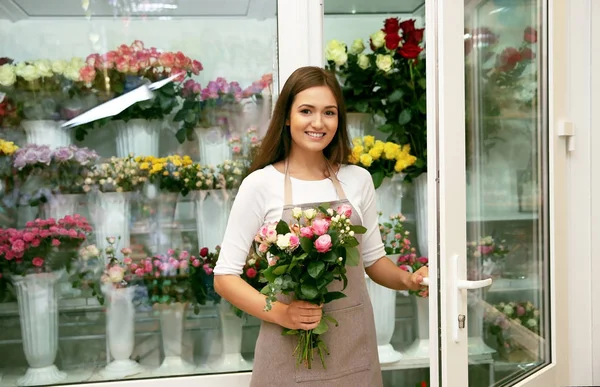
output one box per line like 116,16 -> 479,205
558,121 -> 575,152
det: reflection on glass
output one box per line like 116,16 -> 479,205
0,1 -> 276,384
465,0 -> 548,385
324,6 -> 428,387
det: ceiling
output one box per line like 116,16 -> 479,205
0,0 -> 424,21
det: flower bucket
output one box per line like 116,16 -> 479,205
91,192 -> 131,257
41,193 -> 82,222
22,120 -> 71,149
153,303 -> 195,375
10,270 -> 67,386
375,175 -> 404,224
194,190 -> 234,250
113,119 -> 161,158
346,112 -> 374,141
216,301 -> 251,370
194,127 -> 231,166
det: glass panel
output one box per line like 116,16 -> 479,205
464,0 -> 549,385
0,0 -> 276,384
324,3 -> 430,387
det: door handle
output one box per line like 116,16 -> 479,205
414,255 -> 493,343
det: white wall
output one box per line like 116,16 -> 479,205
567,0 -> 599,384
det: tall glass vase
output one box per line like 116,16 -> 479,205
365,255 -> 403,364
216,301 -> 251,370
404,295 -> 430,359
154,303 -> 195,375
101,286 -> 143,379
10,270 -> 67,386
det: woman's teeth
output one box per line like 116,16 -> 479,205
306,132 -> 325,138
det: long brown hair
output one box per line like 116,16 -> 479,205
250,66 -> 350,173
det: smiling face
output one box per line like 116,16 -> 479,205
286,85 -> 339,156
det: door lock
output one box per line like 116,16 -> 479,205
458,314 -> 466,329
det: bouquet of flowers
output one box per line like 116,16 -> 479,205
49,145 -> 100,194
378,212 -> 415,256
216,159 -> 249,190
255,203 -> 366,369
0,214 -> 92,276
349,136 -> 416,188
77,40 -> 203,141
136,154 -> 194,194
467,236 -> 508,262
179,163 -> 216,192
84,154 -> 147,193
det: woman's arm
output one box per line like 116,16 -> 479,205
365,256 -> 428,291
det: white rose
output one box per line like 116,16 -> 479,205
0,64 -> 16,87
370,30 -> 386,48
357,54 -> 370,70
327,208 -> 334,216
526,318 -> 537,328
276,234 -> 291,249
292,207 -> 303,219
51,60 -> 68,74
107,266 -> 125,283
376,54 -> 393,73
17,64 -> 39,82
247,258 -> 256,266
86,245 -> 100,258
304,209 -> 317,220
349,39 -> 365,55
34,59 -> 53,77
70,57 -> 85,69
325,40 -> 348,66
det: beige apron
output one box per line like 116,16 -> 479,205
250,162 -> 383,387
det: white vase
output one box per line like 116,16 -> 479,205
101,286 -> 144,379
21,120 -> 71,148
41,193 -> 81,221
91,192 -> 131,258
194,190 -> 234,250
375,175 -> 404,223
11,270 -> 67,386
467,292 -> 496,355
194,127 -> 232,166
154,303 -> 195,375
365,255 -> 403,364
114,119 -> 161,158
346,112 -> 374,141
216,301 -> 251,370
413,173 -> 429,258
404,296 -> 430,359
155,191 -> 180,252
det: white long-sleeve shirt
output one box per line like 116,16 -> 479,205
213,164 -> 386,276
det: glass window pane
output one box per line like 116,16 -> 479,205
464,0 -> 550,385
325,3 -> 430,387
0,1 -> 276,384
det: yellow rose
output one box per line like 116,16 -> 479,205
348,154 -> 359,164
374,140 -> 385,150
163,171 -> 169,176
352,137 -> 363,147
383,142 -> 401,160
139,162 -> 150,170
363,135 -> 375,148
368,147 -> 382,160
351,146 -> 364,159
359,154 -> 373,167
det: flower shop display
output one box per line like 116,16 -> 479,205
0,57 -> 88,148
85,155 -> 147,254
0,138 -> 18,199
395,237 -> 429,359
0,214 -> 91,386
241,74 -> 273,137
0,91 -> 20,130
256,204 -> 366,369
349,136 -> 416,222
365,213 -> 415,363
466,235 -> 509,280
484,301 -> 541,362
77,40 -> 203,156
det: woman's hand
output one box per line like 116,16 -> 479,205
405,266 -> 430,297
276,300 -> 323,330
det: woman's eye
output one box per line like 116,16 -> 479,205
325,111 -> 336,116
300,109 -> 311,114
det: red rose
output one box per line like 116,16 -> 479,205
399,19 -> 416,34
520,47 -> 535,60
398,42 -> 422,59
385,32 -> 402,50
524,27 -> 537,44
405,28 -> 425,45
497,47 -> 522,72
383,17 -> 400,34
199,247 -> 209,257
246,267 -> 257,278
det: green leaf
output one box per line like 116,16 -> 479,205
323,315 -> 339,327
175,129 -> 186,144
282,328 -> 298,336
398,109 -> 412,125
350,225 -> 367,234
308,261 -> 325,279
322,250 -> 337,263
345,246 -> 360,266
371,170 -> 385,189
260,285 -> 271,295
262,266 -> 276,283
184,110 -> 197,124
389,89 -> 404,103
355,100 -> 369,113
300,237 -> 314,254
312,318 -> 329,335
340,272 -> 348,290
273,265 -> 289,275
323,291 -> 347,303
376,123 -> 394,133
344,238 -> 359,248
276,220 -> 290,235
300,283 -> 319,300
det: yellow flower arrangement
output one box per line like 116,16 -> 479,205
135,155 -> 194,193
349,135 -> 416,188
0,139 -> 18,156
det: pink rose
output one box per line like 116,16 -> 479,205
121,247 -> 132,255
32,257 -> 44,267
135,268 -> 144,277
314,234 -> 332,253
123,257 -> 132,265
51,239 -> 61,247
258,243 -> 269,253
397,255 -> 409,263
179,260 -> 189,270
300,227 -> 313,238
516,305 -> 525,317
268,255 -> 279,266
479,245 -> 494,255
167,249 -> 175,256
203,263 -> 213,275
289,234 -> 300,249
417,257 -> 428,265
398,264 -> 411,272
336,204 -> 352,218
246,268 -> 257,278
311,219 -> 330,236
192,259 -> 201,267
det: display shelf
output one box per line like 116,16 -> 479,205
467,212 -> 538,222
487,277 -> 539,293
324,0 -> 424,15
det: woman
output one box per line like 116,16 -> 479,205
214,66 -> 428,386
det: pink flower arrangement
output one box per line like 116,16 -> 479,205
255,203 -> 367,369
0,214 -> 92,275
466,236 -> 509,262
242,73 -> 273,100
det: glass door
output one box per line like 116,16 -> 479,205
430,0 -> 569,385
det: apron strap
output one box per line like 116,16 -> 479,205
283,160 -> 348,206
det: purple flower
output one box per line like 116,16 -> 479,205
54,147 -> 74,162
